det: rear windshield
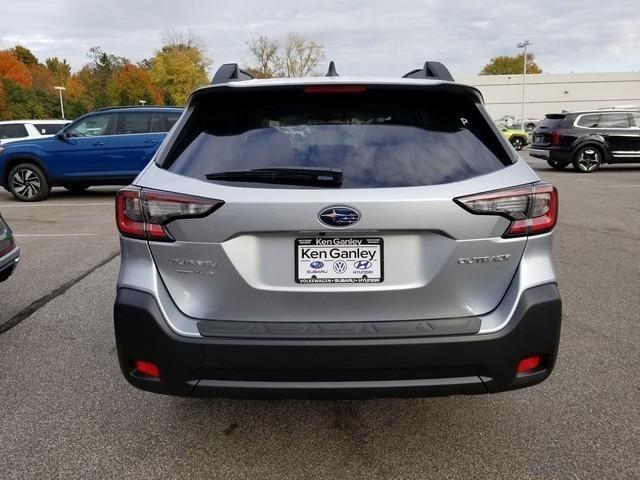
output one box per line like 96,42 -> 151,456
162,88 -> 512,188
538,116 -> 565,129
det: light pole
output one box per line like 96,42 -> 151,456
138,100 -> 146,106
54,86 -> 66,120
516,40 -> 532,130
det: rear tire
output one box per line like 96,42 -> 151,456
7,163 -> 50,202
573,146 -> 602,173
63,184 -> 90,193
510,137 -> 525,151
547,159 -> 569,170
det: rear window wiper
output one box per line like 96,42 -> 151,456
205,167 -> 343,187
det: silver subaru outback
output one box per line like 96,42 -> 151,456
114,62 -> 561,398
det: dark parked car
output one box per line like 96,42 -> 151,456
0,214 -> 19,282
0,106 -> 183,201
529,109 -> 640,172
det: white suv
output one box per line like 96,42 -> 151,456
0,120 -> 70,145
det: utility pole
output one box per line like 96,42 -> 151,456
517,40 -> 533,130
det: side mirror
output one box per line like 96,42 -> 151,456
56,131 -> 67,141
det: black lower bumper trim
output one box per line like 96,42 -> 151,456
197,316 -> 481,339
114,284 -> 562,399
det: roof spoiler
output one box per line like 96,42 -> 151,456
211,63 -> 254,84
402,62 -> 454,82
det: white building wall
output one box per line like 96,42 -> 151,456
456,72 -> 640,121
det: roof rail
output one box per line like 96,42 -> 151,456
93,105 -> 182,112
402,62 -> 454,82
211,63 -> 254,84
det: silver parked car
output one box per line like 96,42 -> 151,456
114,62 -> 561,398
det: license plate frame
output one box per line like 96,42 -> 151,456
295,237 -> 384,284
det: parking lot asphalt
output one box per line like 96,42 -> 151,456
0,187 -> 120,331
0,154 -> 639,479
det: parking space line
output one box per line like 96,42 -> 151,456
14,233 -> 100,237
0,203 -> 114,207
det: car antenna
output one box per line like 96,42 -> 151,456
325,61 -> 339,77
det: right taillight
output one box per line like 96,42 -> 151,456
455,182 -> 558,238
116,187 -> 223,241
551,130 -> 561,145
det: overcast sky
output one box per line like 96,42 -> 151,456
2,0 -> 638,77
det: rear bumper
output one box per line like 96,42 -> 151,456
0,246 -> 20,282
114,283 -> 562,398
529,147 -> 572,162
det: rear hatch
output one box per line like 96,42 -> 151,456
137,83 -> 538,322
532,114 -> 566,146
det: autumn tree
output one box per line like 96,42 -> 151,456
29,64 -> 54,91
480,53 -> 542,75
149,31 -> 209,105
108,64 -> 162,105
79,47 -> 130,108
0,50 -> 32,87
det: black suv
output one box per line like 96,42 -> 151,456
529,109 -> 640,172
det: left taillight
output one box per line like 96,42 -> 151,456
455,182 -> 558,238
116,187 -> 223,241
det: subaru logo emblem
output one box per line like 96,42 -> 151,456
318,206 -> 360,228
310,261 -> 324,269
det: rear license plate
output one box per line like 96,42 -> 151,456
295,237 -> 383,284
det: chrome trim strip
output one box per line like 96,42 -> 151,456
196,376 -> 484,390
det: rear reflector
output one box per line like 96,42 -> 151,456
116,187 -> 223,241
455,182 -> 558,238
135,360 -> 160,378
304,85 -> 367,94
517,355 -> 541,373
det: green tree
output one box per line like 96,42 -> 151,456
480,53 -> 542,75
11,45 -> 39,67
46,57 -> 72,85
0,78 -> 57,119
149,32 -> 209,105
